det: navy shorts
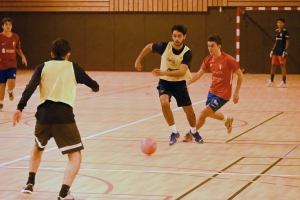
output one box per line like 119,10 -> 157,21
0,68 -> 17,83
34,123 -> 84,155
157,79 -> 192,107
206,92 -> 228,112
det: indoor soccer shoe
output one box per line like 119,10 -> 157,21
7,89 -> 14,101
266,80 -> 274,87
191,131 -> 203,143
21,183 -> 34,194
58,193 -> 85,200
225,116 -> 234,134
277,81 -> 287,88
169,132 -> 180,146
182,132 -> 193,142
0,103 -> 3,111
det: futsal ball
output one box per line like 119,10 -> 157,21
140,138 -> 157,155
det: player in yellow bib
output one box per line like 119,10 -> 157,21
135,25 -> 203,146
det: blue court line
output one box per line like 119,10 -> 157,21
284,143 -> 300,157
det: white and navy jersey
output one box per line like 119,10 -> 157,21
152,42 -> 192,81
17,58 -> 99,124
273,28 -> 289,55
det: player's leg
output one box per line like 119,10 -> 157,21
159,94 -> 175,126
157,80 -> 179,145
21,124 -> 51,194
267,56 -> 278,87
52,123 -> 84,199
277,57 -> 287,88
58,151 -> 82,199
6,68 -> 17,101
0,69 -> 8,110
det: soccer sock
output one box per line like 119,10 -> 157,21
283,76 -> 286,84
26,172 -> 36,185
59,184 -> 70,198
190,127 -> 196,134
0,101 -> 3,104
169,124 -> 177,133
223,116 -> 227,122
270,74 -> 275,82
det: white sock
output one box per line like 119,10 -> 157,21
190,127 -> 196,134
223,116 -> 227,122
170,124 -> 177,133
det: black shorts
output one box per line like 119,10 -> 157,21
34,123 -> 84,155
156,79 -> 192,107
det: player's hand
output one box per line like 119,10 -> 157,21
269,51 -> 273,58
13,110 -> 22,126
22,56 -> 28,67
282,51 -> 288,58
233,93 -> 239,104
151,68 -> 165,76
135,61 -> 142,71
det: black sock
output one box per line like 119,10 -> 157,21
59,184 -> 70,198
26,172 -> 36,185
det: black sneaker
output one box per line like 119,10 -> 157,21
0,103 -> 3,111
169,132 -> 180,146
191,131 -> 203,143
21,183 -> 34,194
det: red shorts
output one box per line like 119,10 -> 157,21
272,55 -> 286,65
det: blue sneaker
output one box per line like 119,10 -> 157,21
169,132 -> 180,146
191,131 -> 203,143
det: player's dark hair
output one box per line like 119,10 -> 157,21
51,38 -> 71,58
171,25 -> 187,35
208,34 -> 222,45
278,18 -> 285,23
1,18 -> 13,26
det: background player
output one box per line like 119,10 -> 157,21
0,17 -> 27,110
267,18 -> 289,88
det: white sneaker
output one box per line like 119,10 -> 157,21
266,80 -> 274,87
277,81 -> 287,88
58,194 -> 85,200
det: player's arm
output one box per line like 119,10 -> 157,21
135,43 -> 153,71
16,49 -> 27,67
187,68 -> 205,85
73,64 -> 99,92
285,39 -> 289,51
152,63 -> 189,77
13,65 -> 42,126
232,68 -> 244,104
152,49 -> 192,77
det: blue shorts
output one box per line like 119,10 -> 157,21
0,68 -> 17,83
206,92 -> 228,112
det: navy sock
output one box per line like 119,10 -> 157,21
59,184 -> 70,198
283,76 -> 286,84
26,172 -> 36,185
270,74 -> 275,82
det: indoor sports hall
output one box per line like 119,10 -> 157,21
0,1 -> 299,199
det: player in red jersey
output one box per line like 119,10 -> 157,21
184,34 -> 243,141
0,18 -> 27,111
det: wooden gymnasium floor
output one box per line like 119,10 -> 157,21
0,70 -> 299,200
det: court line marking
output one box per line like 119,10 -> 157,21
228,158 -> 283,200
284,143 -> 300,157
226,112 -> 283,143
175,157 -> 245,200
1,165 -> 300,177
0,100 -> 206,167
